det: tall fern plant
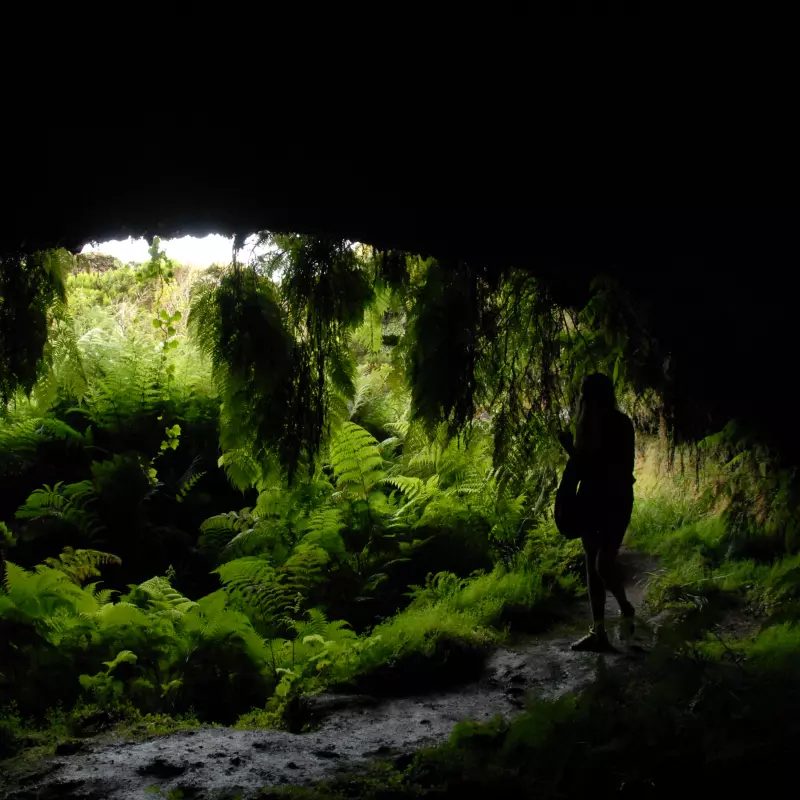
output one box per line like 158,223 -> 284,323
200,479 -> 347,636
189,236 -> 374,483
385,422 -> 535,566
330,422 -> 388,522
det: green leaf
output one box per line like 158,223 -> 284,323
152,318 -> 162,328
160,679 -> 183,696
103,650 -> 138,671
160,309 -> 170,320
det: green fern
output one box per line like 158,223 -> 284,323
0,249 -> 70,403
215,546 -> 329,634
2,560 -> 88,623
1,521 -> 14,548
83,581 -> 118,607
289,606 -> 330,641
189,268 -> 302,479
0,417 -> 85,475
384,475 -> 425,500
16,482 -> 68,517
175,456 -> 207,503
385,419 -> 411,439
94,600 -> 150,629
129,576 -> 198,618
300,508 -> 346,559
330,422 -> 387,503
215,557 -> 280,622
384,475 -> 441,520
75,350 -> 164,429
42,547 -> 121,585
200,480 -> 344,566
15,480 -> 103,540
217,448 -> 263,492
199,510 -> 259,559
270,544 -> 329,619
225,519 -> 289,563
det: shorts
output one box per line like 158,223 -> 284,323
577,484 -> 634,549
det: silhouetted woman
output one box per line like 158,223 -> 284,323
559,373 -> 635,652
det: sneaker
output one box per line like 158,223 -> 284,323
570,628 -> 618,653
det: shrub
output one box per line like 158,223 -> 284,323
330,603 -> 498,693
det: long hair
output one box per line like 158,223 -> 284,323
575,373 -> 617,455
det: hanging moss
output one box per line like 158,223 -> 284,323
0,249 -> 70,403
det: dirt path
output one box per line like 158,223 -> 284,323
2,548 -> 659,800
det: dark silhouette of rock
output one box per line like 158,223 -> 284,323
55,740 -> 84,756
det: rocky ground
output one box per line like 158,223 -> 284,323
2,548 -> 660,800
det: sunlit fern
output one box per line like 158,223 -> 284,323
42,547 -> 121,585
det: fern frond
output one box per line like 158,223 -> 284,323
291,607 -> 328,640
215,557 -> 280,623
385,419 -> 410,439
0,418 -> 84,472
321,617 -> 356,641
329,422 -> 387,500
215,545 -> 329,632
95,601 -> 150,628
384,476 -> 425,501
176,456 -> 207,502
199,510 -> 257,558
131,576 -> 198,616
14,480 -> 102,538
2,560 -> 87,621
43,547 -> 122,585
15,482 -> 69,517
300,509 -> 346,559
217,448 -> 262,492
84,581 -> 118,607
223,519 -> 286,562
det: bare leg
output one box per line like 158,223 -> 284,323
573,496 -> 634,652
583,539 -> 607,627
572,537 -> 617,652
596,547 -> 634,616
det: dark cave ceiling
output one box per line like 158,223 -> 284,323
5,130 -> 800,457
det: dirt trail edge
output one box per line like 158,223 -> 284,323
2,548 -> 659,800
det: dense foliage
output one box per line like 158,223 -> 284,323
0,250 -> 70,403
2,235 -> 800,799
0,240 -> 581,735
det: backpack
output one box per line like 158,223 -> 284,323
554,458 -> 583,540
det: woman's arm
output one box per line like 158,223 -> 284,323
558,430 -> 577,458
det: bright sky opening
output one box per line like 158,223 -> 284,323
81,234 -> 268,268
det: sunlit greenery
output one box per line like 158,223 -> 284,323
2,235 -> 799,799
0,240 -> 582,738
